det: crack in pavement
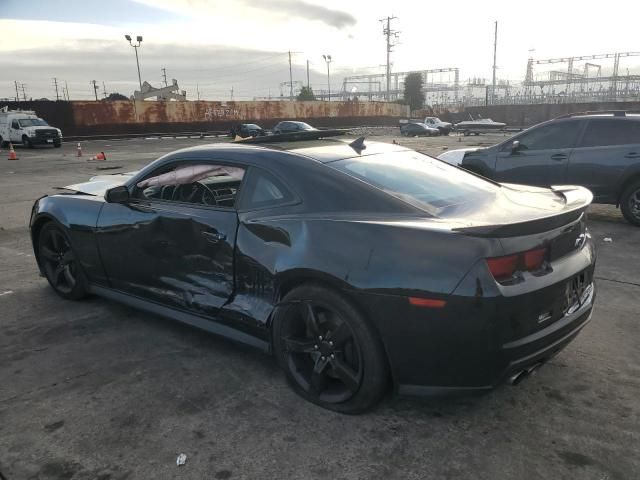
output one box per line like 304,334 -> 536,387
594,276 -> 640,288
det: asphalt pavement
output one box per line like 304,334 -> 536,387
0,133 -> 638,480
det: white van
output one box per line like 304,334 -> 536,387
0,108 -> 63,148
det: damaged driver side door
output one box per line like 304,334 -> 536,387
96,161 -> 245,317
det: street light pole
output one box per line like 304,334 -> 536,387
322,54 -> 332,102
125,34 -> 143,91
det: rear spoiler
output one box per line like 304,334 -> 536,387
452,185 -> 593,237
452,209 -> 587,237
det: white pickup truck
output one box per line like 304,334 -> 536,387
0,109 -> 63,148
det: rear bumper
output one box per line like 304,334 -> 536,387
397,290 -> 594,396
356,237 -> 596,397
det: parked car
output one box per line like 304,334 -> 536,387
443,111 -> 640,226
30,138 -> 596,413
230,123 -> 265,138
0,108 -> 62,148
400,122 -> 440,137
424,117 -> 453,135
273,121 -> 316,134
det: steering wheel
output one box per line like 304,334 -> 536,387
172,183 -> 203,203
201,184 -> 219,206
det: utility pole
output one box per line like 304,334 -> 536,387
91,80 -> 99,101
53,77 -> 60,101
230,86 -> 234,101
380,16 -> 399,101
161,67 -> 168,87
196,83 -> 200,101
65,81 -> 70,101
102,81 -> 107,99
14,81 -> 20,101
288,51 -> 294,100
492,20 -> 498,104
20,83 -> 27,101
306,60 -> 310,89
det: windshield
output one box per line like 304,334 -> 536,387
330,151 -> 499,215
18,118 -> 49,127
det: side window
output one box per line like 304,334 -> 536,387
580,119 -> 640,147
11,120 -> 19,129
513,121 -> 582,151
239,168 -> 294,210
134,163 -> 245,208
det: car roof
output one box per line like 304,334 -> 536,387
161,138 -> 410,164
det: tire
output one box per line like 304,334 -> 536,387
38,222 -> 89,300
54,141 -> 61,148
22,135 -> 33,148
272,283 -> 389,414
620,180 -> 640,226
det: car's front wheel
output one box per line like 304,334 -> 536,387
22,135 -> 32,148
621,180 -> 640,226
272,284 -> 389,414
38,223 -> 89,299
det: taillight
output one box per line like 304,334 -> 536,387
487,247 -> 548,283
524,247 -> 546,271
486,254 -> 519,281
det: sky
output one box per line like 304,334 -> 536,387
1,0 -> 639,101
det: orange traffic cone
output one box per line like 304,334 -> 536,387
8,143 -> 18,161
77,142 -> 82,157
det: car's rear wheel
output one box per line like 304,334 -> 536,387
621,180 -> 640,226
38,223 -> 89,299
22,135 -> 33,148
272,284 -> 388,414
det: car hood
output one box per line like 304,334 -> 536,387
437,147 -> 485,165
62,171 -> 137,196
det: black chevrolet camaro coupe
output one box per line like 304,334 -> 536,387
30,138 -> 596,413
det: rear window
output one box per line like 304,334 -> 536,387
580,119 -> 640,147
330,151 -> 499,215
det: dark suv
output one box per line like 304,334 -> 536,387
460,111 -> 640,225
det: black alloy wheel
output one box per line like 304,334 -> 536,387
22,135 -> 32,148
38,223 -> 88,299
621,180 -> 640,226
273,284 -> 388,414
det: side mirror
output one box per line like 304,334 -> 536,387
511,140 -> 521,154
105,185 -> 130,203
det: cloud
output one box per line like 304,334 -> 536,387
132,0 -> 356,29
0,40 -> 342,100
260,0 -> 356,28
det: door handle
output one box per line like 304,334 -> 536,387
202,231 -> 226,244
550,154 -> 567,161
625,152 -> 640,159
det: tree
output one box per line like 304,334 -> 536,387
297,86 -> 316,101
403,72 -> 425,111
105,92 -> 129,101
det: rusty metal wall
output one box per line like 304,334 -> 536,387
71,100 -> 408,126
68,100 -> 409,136
0,100 -> 408,137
